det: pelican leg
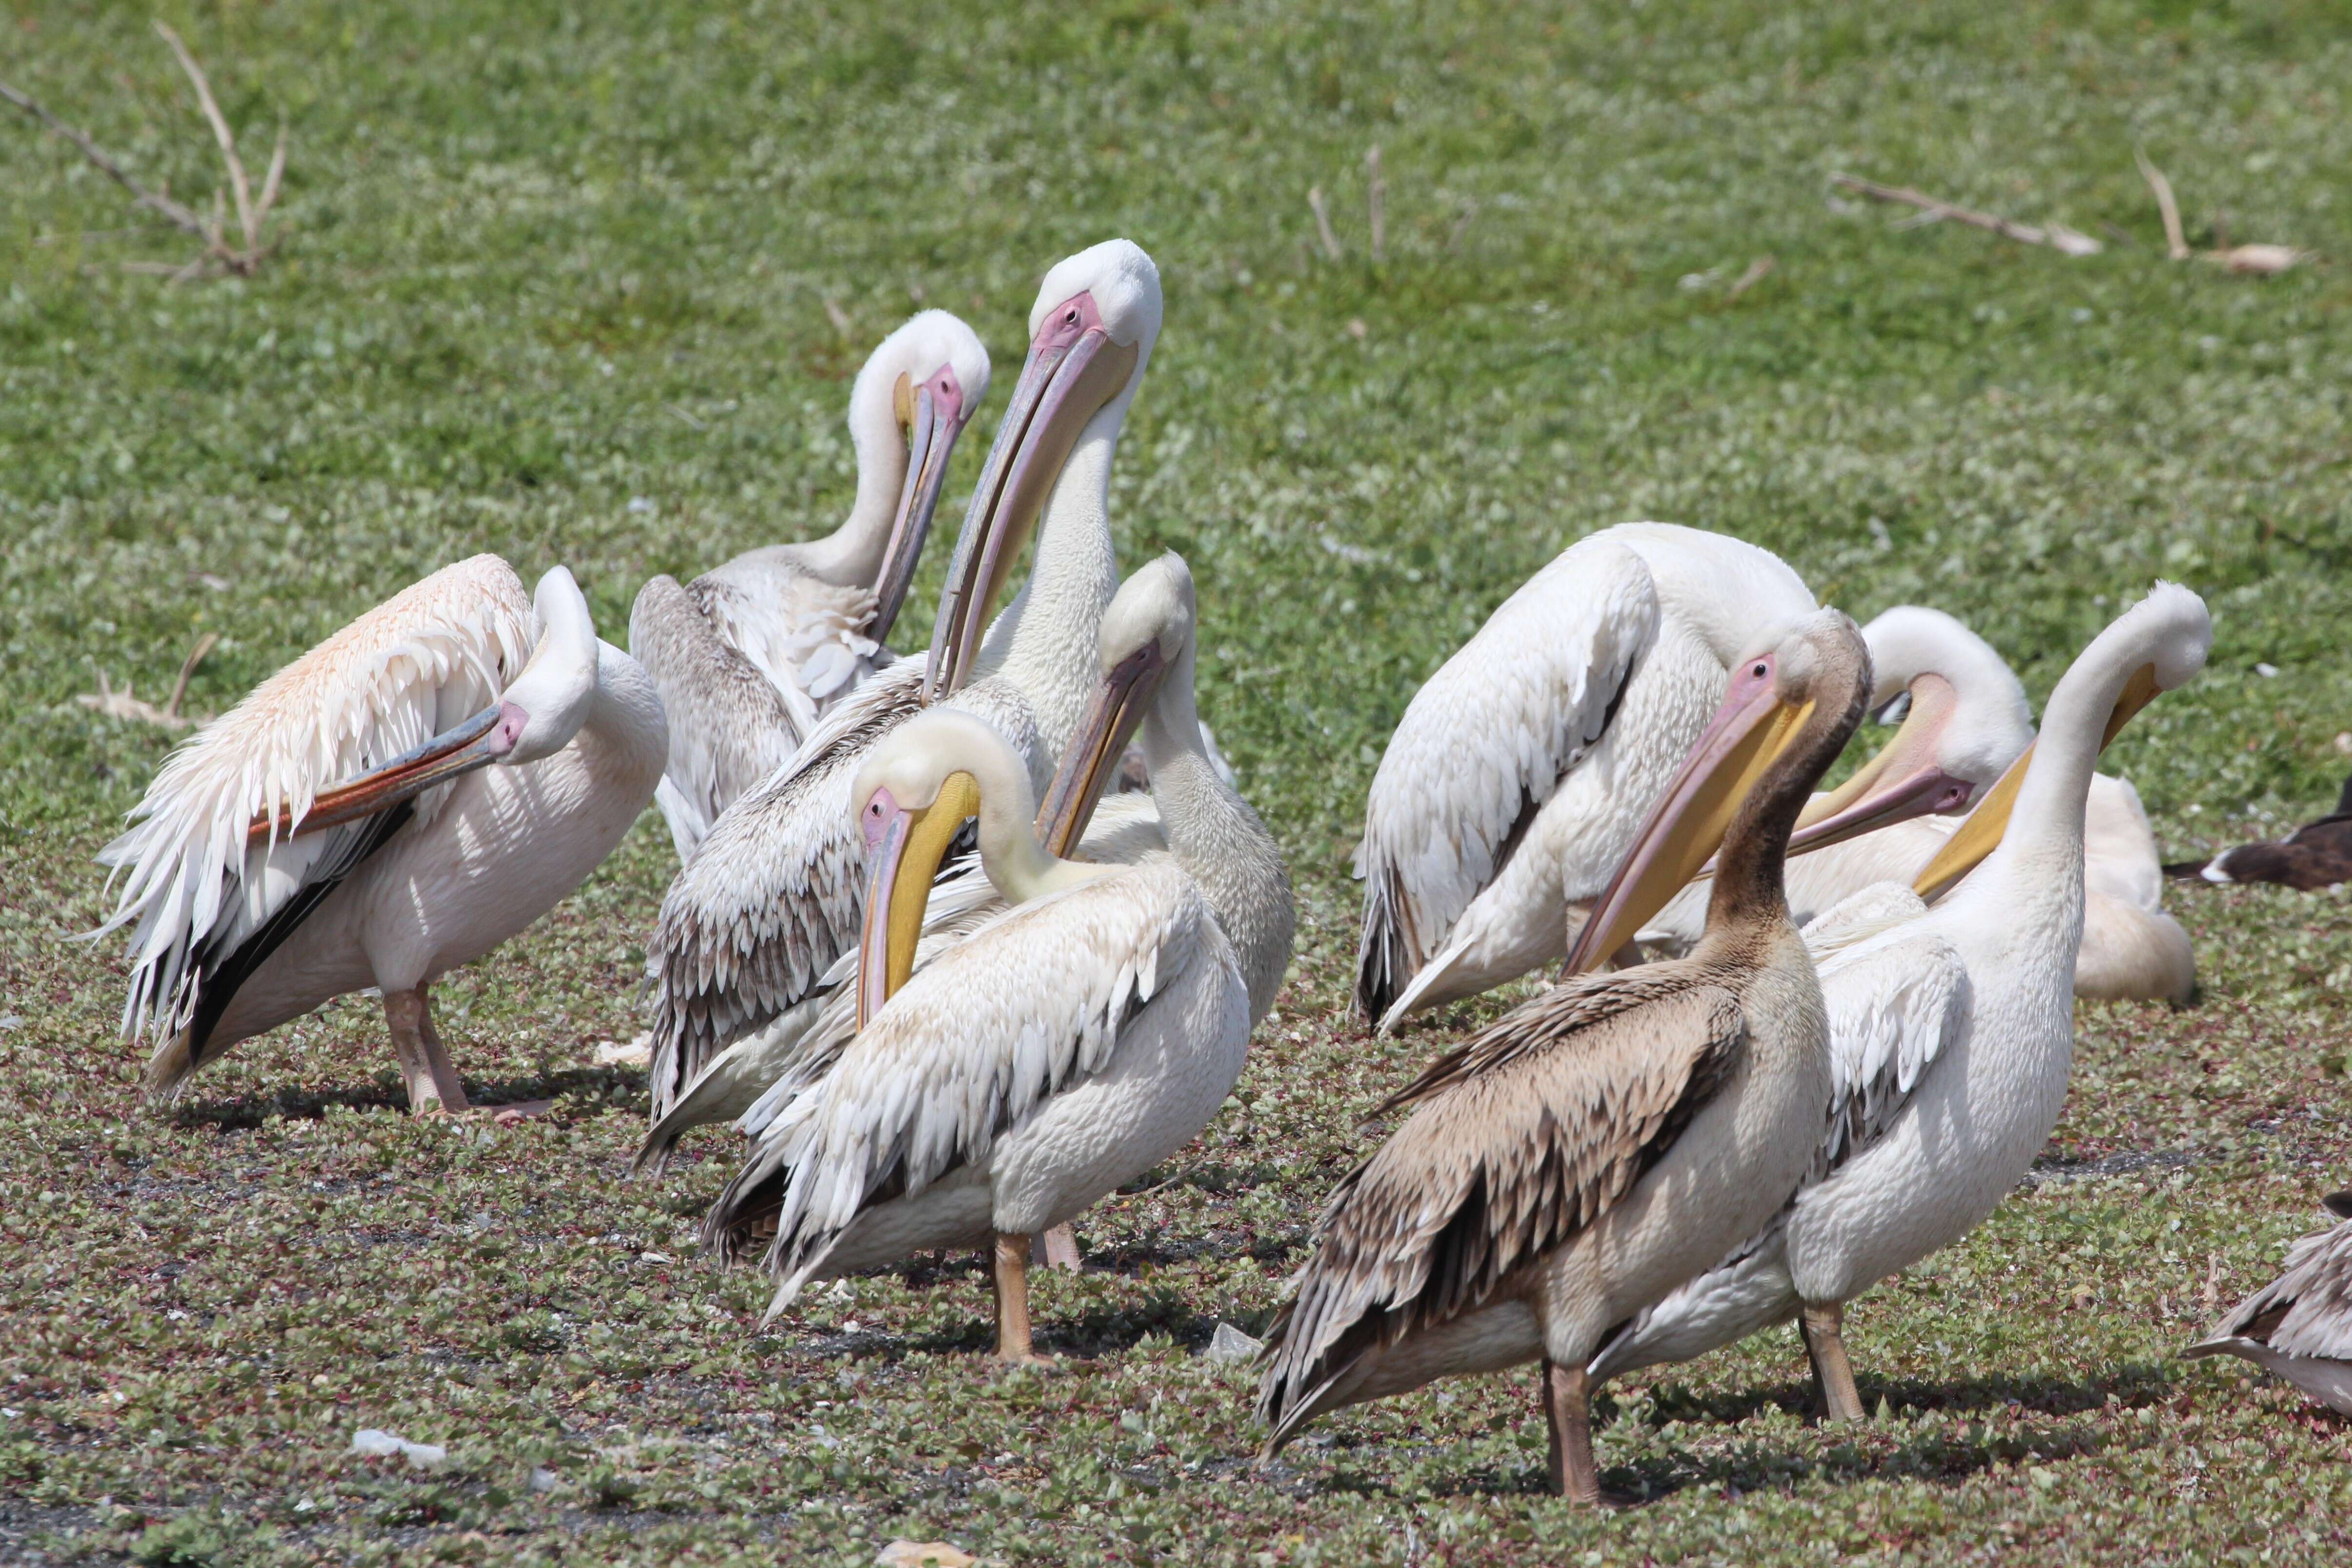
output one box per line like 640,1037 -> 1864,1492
384,988 -> 469,1116
1800,1300 -> 1865,1423
1541,1358 -> 1602,1504
991,1231 -> 1047,1364
1037,1223 -> 1083,1272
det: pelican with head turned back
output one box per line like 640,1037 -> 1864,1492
94,557 -> 668,1115
702,697 -> 1256,1361
1262,609 -> 1871,1502
1355,524 -> 1822,1031
1590,584 -> 2211,1417
634,552 -> 1292,1176
639,242 -> 1163,1124
1641,603 -> 2196,1002
629,311 -> 990,860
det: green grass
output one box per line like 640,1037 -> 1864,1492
5,0 -> 2352,1561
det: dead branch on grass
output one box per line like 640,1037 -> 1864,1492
1831,172 -> 2102,257
2134,149 -> 2307,276
79,633 -> 219,732
0,23 -> 285,279
1307,185 -> 1341,260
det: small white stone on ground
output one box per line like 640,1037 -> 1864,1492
349,1428 -> 449,1470
1205,1321 -> 1265,1363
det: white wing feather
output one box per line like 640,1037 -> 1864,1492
1355,538 -> 1658,1011
91,555 -> 536,1041
1805,893 -> 1969,1186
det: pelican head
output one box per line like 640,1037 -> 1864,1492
849,710 -> 1035,1025
924,240 -> 1163,700
1033,553 -> 1195,855
1914,581 -> 2210,900
247,567 -> 606,845
852,311 -> 993,645
1784,605 -> 2033,857
1568,610 -> 1868,970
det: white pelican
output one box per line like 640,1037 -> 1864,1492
641,240 -> 1162,1120
1354,523 -> 1819,1030
635,552 -> 1292,1173
2187,1188 -> 2352,1416
94,557 -> 667,1114
1588,584 -> 2212,1416
703,706 -> 1252,1361
1260,610 -> 1871,1502
1639,605 -> 2197,1002
630,311 -> 991,860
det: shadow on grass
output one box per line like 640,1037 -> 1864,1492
169,1064 -> 650,1129
774,1283 -> 1237,1364
1293,1362 -> 2180,1505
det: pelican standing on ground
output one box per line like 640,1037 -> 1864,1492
704,703 -> 1256,1361
636,553 -> 1292,1174
2186,1187 -> 2352,1417
1590,584 -> 2212,1413
629,311 -> 990,860
1354,523 -> 1818,1030
1261,610 -> 1871,1502
1639,604 -> 2197,1002
94,557 -> 667,1114
641,241 -> 1162,1121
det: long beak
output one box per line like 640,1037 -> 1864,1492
1781,679 -> 1978,857
1565,677 -> 1815,972
856,771 -> 982,1027
866,375 -> 970,648
1032,642 -> 1169,857
245,704 -> 516,846
921,324 -> 1138,702
1913,661 -> 2163,902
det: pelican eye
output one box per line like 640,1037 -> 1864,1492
1752,662 -> 1768,678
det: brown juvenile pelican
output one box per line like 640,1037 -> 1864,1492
1260,609 -> 1871,1502
2186,1187 -> 2352,1417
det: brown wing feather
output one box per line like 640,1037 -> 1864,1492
1259,972 -> 1745,1446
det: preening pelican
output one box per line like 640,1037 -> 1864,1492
635,552 -> 1292,1177
1638,604 -> 2197,1002
2166,773 -> 2352,893
630,311 -> 990,860
2186,1188 -> 2352,1417
641,240 -> 1162,1121
1354,523 -> 1817,1031
1590,584 -> 2211,1415
1261,610 -> 1869,1502
94,557 -> 667,1114
702,707 -> 1251,1361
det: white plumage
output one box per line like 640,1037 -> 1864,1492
1589,585 -> 2213,1405
632,311 -> 992,861
94,555 -> 667,1112
1355,523 -> 1816,1029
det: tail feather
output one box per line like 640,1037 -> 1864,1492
142,1030 -> 199,1105
1352,862 -> 1420,1022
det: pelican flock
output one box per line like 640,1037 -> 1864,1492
85,226 -> 2324,1527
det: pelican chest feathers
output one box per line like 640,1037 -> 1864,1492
1261,609 -> 1870,1503
640,240 -> 1164,1124
1354,522 -> 1818,1031
2187,1189 -> 2352,1417
701,706 -> 1249,1362
94,559 -> 667,1116
1593,583 -> 2212,1419
632,551 -> 1292,1177
631,310 -> 991,859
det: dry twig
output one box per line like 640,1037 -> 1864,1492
0,23 -> 285,277
1307,184 -> 1341,260
1726,255 -> 1776,299
1365,145 -> 1385,263
2134,149 -> 2307,276
78,632 -> 219,732
1831,172 -> 2102,257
